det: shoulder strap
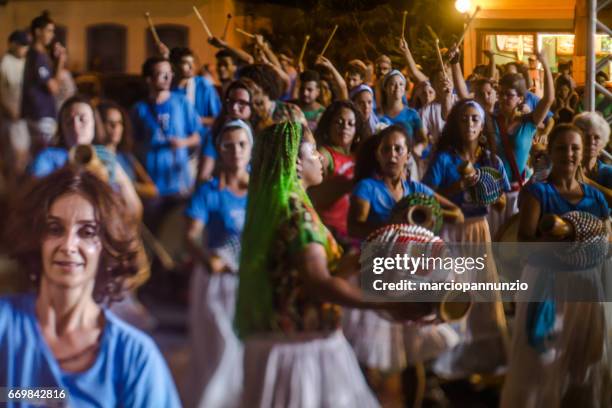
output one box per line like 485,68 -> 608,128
496,115 -> 525,187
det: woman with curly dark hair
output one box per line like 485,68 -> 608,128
310,100 -> 368,245
238,64 -> 306,132
0,167 -> 179,407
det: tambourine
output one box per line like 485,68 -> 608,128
539,211 -> 609,269
458,161 -> 505,206
391,193 -> 443,234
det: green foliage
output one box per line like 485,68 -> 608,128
260,0 -> 463,75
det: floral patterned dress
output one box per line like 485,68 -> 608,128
270,193 -> 344,334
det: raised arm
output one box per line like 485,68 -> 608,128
399,37 -> 429,84
447,45 -> 472,100
484,50 -> 497,81
316,55 -> 348,101
532,49 -> 554,127
255,35 -> 282,70
208,36 -> 254,65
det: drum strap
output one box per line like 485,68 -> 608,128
496,115 -> 525,188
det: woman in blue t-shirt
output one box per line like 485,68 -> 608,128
30,95 -> 143,220
184,119 -> 252,408
29,95 -> 105,178
423,99 -> 511,243
502,124 -> 611,407
345,124 -> 463,388
378,70 -> 429,180
422,99 -> 511,379
349,124 -> 463,239
492,49 -> 554,228
1,167 -> 179,408
99,100 -> 158,201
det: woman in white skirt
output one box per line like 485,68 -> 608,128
346,124 -> 463,399
501,124 -> 611,407
422,99 -> 511,378
184,119 -> 252,408
236,122 -> 432,408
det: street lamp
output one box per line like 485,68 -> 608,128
455,0 -> 471,14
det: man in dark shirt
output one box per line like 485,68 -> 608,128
22,12 -> 66,155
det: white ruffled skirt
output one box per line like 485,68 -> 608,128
500,263 -> 611,407
242,330 -> 380,408
342,308 -> 407,372
188,265 -> 243,408
434,217 -> 509,378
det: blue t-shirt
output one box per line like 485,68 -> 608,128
524,91 -> 553,121
30,146 -> 118,186
525,181 -> 609,218
29,147 -> 68,178
131,92 -> 201,196
184,178 -> 247,249
595,160 -> 612,189
352,177 -> 434,224
422,150 -> 511,218
493,114 -> 537,184
200,127 -> 217,159
173,75 -> 221,133
379,107 -> 423,140
0,294 -> 180,408
116,152 -> 136,182
21,48 -> 56,120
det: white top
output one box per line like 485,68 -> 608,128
0,53 -> 25,117
419,94 -> 458,145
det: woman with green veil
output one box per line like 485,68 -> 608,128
236,121 -> 429,407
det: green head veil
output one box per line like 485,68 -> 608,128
235,121 -> 311,338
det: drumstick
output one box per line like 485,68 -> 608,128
426,25 -> 438,42
140,222 -> 176,271
298,35 -> 310,67
456,6 -> 481,48
435,39 -> 450,82
320,24 -> 338,57
193,6 -> 213,38
235,27 -> 255,39
401,11 -> 408,39
144,12 -> 161,45
221,13 -> 232,40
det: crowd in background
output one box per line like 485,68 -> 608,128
0,9 -> 611,408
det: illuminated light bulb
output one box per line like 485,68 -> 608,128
455,0 -> 471,13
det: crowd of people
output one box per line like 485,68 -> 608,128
0,9 -> 611,408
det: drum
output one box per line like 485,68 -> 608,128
554,211 -> 608,270
361,224 -> 471,322
471,167 -> 506,206
391,193 -> 443,234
